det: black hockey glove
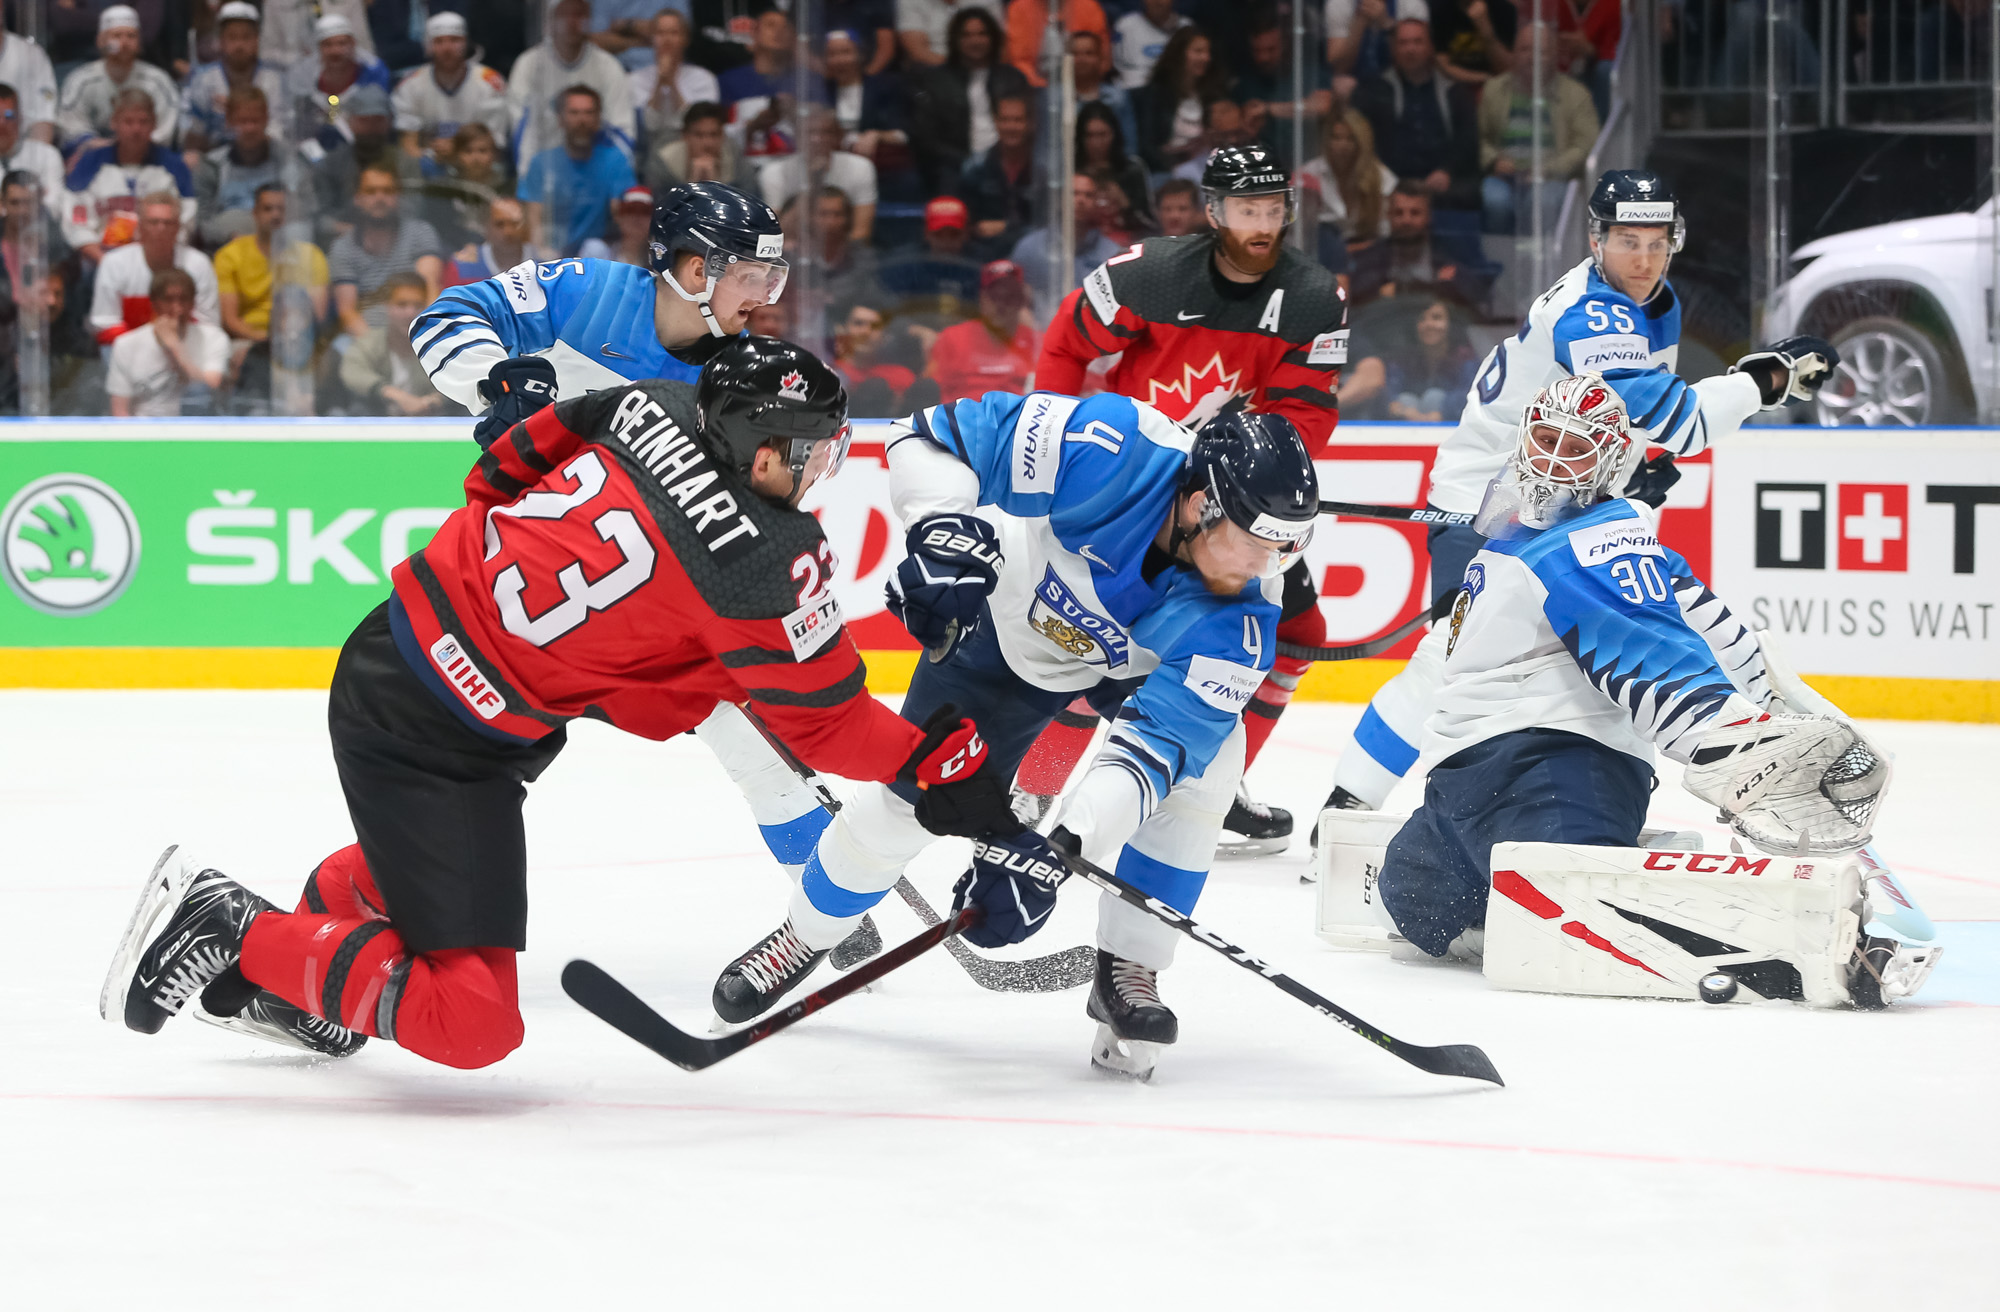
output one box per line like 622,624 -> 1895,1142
952,829 -> 1069,948
473,356 -> 559,448
899,704 -> 1019,838
1729,335 -> 1840,409
885,514 -> 1002,657
1622,451 -> 1682,508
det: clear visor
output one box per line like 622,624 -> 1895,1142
1203,515 -> 1302,578
788,424 -> 851,488
705,249 -> 790,305
1208,190 -> 1297,232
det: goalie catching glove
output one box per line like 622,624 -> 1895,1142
1682,706 -> 1890,855
885,514 -> 1002,654
952,829 -> 1069,948
1729,335 -> 1839,409
473,356 -> 559,448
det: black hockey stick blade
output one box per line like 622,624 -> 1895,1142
893,877 -> 1095,992
1319,500 -> 1478,528
1276,589 -> 1463,663
562,906 -> 979,1071
1057,852 -> 1503,1086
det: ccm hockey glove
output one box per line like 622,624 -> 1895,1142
899,704 -> 1018,838
886,514 -> 1002,654
1730,335 -> 1840,409
952,830 -> 1068,948
473,356 -> 559,448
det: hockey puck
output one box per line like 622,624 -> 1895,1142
1698,972 -> 1739,1005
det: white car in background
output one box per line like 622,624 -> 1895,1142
1763,200 -> 1996,426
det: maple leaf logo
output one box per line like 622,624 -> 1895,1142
778,369 -> 809,401
1144,353 -> 1245,423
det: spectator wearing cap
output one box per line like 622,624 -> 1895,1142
0,21 -> 61,144
629,11 -> 721,151
579,184 -> 654,265
329,162 -> 444,338
259,0 -> 376,70
89,189 -> 219,341
759,105 -> 876,241
182,2 -> 287,155
520,84 -> 638,255
107,266 -> 229,416
879,194 -> 984,306
716,9 -> 798,163
393,12 -> 513,167
1,84 -> 67,213
193,87 -> 282,247
928,258 -> 1038,403
642,98 -> 754,193
449,195 -> 549,282
306,83 -> 420,244
509,0 -> 636,169
340,271 -> 447,414
56,6 -> 181,153
284,14 -> 392,146
46,0 -> 178,83
60,87 -> 194,263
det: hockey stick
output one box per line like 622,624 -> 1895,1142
1055,847 -> 1504,1085
734,703 -> 1095,993
562,907 -> 981,1071
1319,500 -> 1478,528
1275,589 -> 1462,663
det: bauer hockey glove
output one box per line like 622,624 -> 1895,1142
885,514 -> 1002,657
473,356 -> 559,448
1622,451 -> 1682,508
899,704 -> 1019,838
1729,335 -> 1839,409
952,830 -> 1068,948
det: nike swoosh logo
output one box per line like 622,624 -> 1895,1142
1078,545 -> 1111,570
1176,311 -> 1204,321
600,345 -> 636,360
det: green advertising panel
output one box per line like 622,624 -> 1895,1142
1,421 -> 477,647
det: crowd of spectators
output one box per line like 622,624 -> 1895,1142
0,0 -> 1622,416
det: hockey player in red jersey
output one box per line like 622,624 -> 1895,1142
1029,142 -> 1346,854
102,339 -> 1019,1069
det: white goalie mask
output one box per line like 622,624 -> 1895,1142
1475,373 -> 1635,538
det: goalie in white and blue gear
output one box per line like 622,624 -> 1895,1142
709,395 -> 1319,1078
1317,170 -> 1841,817
1322,374 -> 1937,1009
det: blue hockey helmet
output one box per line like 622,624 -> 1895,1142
1587,169 -> 1686,263
650,182 -> 789,336
1182,409 -> 1319,556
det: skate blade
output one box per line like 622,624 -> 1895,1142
99,845 -> 191,1024
191,1001 -> 358,1058
1089,1024 -> 1159,1082
1214,835 -> 1290,860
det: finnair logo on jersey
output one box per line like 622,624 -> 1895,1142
1012,394 -> 1077,493
1570,333 -> 1652,373
1569,518 -> 1663,566
429,634 -> 505,719
1027,566 -> 1132,669
1186,653 -> 1264,714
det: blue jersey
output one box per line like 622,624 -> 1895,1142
412,258 -> 705,415
897,391 -> 1282,811
1427,259 -> 1765,514
1425,497 -> 1767,770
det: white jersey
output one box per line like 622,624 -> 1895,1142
1427,258 -> 1764,514
89,242 -> 221,335
55,59 -> 181,147
392,61 -> 514,145
0,32 -> 59,134
1424,497 -> 1770,775
506,43 -> 634,167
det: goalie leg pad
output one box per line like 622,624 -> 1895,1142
1313,808 -> 1406,949
1483,842 -> 1869,1008
1378,730 -> 1653,957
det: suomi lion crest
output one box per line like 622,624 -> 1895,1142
3,474 -> 142,616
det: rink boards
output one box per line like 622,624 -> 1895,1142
1,417 -> 1994,720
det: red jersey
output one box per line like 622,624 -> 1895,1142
930,317 -> 1039,404
1036,234 -> 1348,456
390,379 -> 924,783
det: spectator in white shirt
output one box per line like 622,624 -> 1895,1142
259,0 -> 377,69
1113,0 -> 1188,89
90,191 -> 220,342
509,0 -> 636,167
181,2 -> 287,154
0,82 -> 66,214
629,10 -> 720,147
896,0 -> 961,67
393,12 -> 514,167
56,6 -> 181,152
759,106 -> 876,240
107,266 -> 229,415
0,25 -> 59,143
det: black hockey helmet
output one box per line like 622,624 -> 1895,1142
1200,143 -> 1296,228
1587,169 -> 1685,255
650,181 -> 789,336
696,336 -> 850,503
1180,408 -> 1318,556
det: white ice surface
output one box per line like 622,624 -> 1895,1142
6,692 -> 1997,1310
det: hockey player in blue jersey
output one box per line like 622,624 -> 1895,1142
409,181 -> 844,920
709,398 -> 1320,1079
1312,171 -> 1842,828
1367,374 -> 1902,985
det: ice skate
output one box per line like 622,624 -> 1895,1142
1305,785 -> 1371,879
1216,786 -> 1291,859
828,914 -> 882,971
1086,950 -> 1177,1081
195,990 -> 368,1057
712,919 -> 828,1024
102,845 -> 276,1035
